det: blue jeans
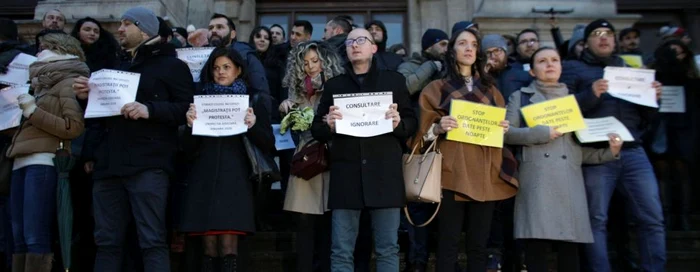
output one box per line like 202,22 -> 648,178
331,208 -> 400,272
583,147 -> 666,272
10,165 -> 57,254
92,169 -> 170,272
400,202 -> 434,265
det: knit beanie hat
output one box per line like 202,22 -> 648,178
421,29 -> 449,51
451,21 -> 478,36
121,7 -> 159,37
584,19 -> 615,41
659,26 -> 686,39
481,34 -> 507,52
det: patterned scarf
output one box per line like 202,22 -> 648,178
199,79 -> 248,95
304,73 -> 324,97
438,78 -> 519,188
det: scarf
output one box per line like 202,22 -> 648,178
199,79 -> 248,95
437,78 -> 519,189
36,50 -> 79,62
533,80 -> 568,100
580,48 -> 625,67
304,73 -> 324,97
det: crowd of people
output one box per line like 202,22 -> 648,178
0,5 -> 698,272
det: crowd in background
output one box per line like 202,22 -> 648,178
0,5 -> 698,272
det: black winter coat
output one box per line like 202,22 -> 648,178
86,40 -> 194,180
179,93 -> 275,233
311,59 -> 417,209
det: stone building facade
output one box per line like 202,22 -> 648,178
4,0 -> 700,54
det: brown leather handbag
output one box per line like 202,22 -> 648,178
290,140 -> 329,180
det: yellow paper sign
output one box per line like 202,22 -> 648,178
446,99 -> 506,148
520,95 -> 587,133
620,55 -> 643,68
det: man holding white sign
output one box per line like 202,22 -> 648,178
84,69 -> 140,118
311,28 -> 416,272
561,19 -> 666,272
71,7 -> 193,271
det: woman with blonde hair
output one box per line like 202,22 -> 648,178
7,32 -> 88,272
280,41 -> 344,272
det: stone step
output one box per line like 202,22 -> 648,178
245,251 -> 700,272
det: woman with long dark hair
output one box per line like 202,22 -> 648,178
179,47 -> 275,272
412,28 -> 516,272
248,26 -> 286,122
647,39 -> 700,231
70,17 -> 119,72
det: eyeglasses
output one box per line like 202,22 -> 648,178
591,30 -> 614,38
486,48 -> 505,58
345,36 -> 374,47
518,39 -> 539,46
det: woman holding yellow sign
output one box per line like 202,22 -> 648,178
504,47 -> 623,272
413,28 -> 515,272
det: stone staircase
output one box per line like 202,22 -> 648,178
243,215 -> 700,272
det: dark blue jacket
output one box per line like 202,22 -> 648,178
560,49 -> 657,148
229,41 -> 273,116
493,65 -> 532,103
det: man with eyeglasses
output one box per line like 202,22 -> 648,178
482,34 -> 532,102
560,19 -> 666,272
512,29 -> 540,72
311,28 -> 417,272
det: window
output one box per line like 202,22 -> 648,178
296,14 -> 326,40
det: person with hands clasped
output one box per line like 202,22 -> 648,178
560,19 -> 666,272
505,47 -> 623,272
71,7 -> 194,272
179,47 -> 274,272
412,28 -> 516,272
6,32 -> 88,272
311,28 -> 417,272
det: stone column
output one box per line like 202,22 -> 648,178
409,0 -> 479,54
213,0 -> 255,43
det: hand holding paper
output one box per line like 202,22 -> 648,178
608,133 -> 623,156
499,120 -> 510,134
244,108 -> 256,128
385,103 -> 400,129
17,94 -> 36,118
73,76 -> 90,100
652,81 -> 662,101
186,103 -> 197,127
592,79 -> 609,98
121,102 -> 149,120
327,105 -> 342,131
436,115 -> 458,134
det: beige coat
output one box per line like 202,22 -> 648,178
283,90 -> 330,215
7,59 -> 88,158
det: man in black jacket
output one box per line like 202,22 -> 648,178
323,17 -> 352,65
0,18 -> 33,87
311,28 -> 417,272
73,7 -> 193,272
365,20 -> 403,71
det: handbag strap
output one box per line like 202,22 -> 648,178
405,139 -> 439,164
403,201 -> 441,227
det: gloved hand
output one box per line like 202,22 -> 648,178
17,94 -> 37,118
433,61 -> 443,72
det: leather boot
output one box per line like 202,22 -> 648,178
25,253 -> 52,272
221,254 -> 237,272
11,254 -> 25,272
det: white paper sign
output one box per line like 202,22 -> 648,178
192,94 -> 249,137
176,47 -> 214,82
272,124 -> 296,150
523,63 -> 531,72
659,86 -> 685,113
334,92 -> 393,137
603,67 -> 658,108
575,117 -> 635,143
85,69 -> 140,118
0,85 -> 29,131
0,53 -> 37,86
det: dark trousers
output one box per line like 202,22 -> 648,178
10,165 -> 56,254
400,202 -> 434,266
523,239 -> 579,272
296,212 -> 332,272
93,169 -> 170,272
436,190 -> 495,272
487,197 -> 522,272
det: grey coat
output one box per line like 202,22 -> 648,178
397,53 -> 443,96
505,82 -> 617,243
